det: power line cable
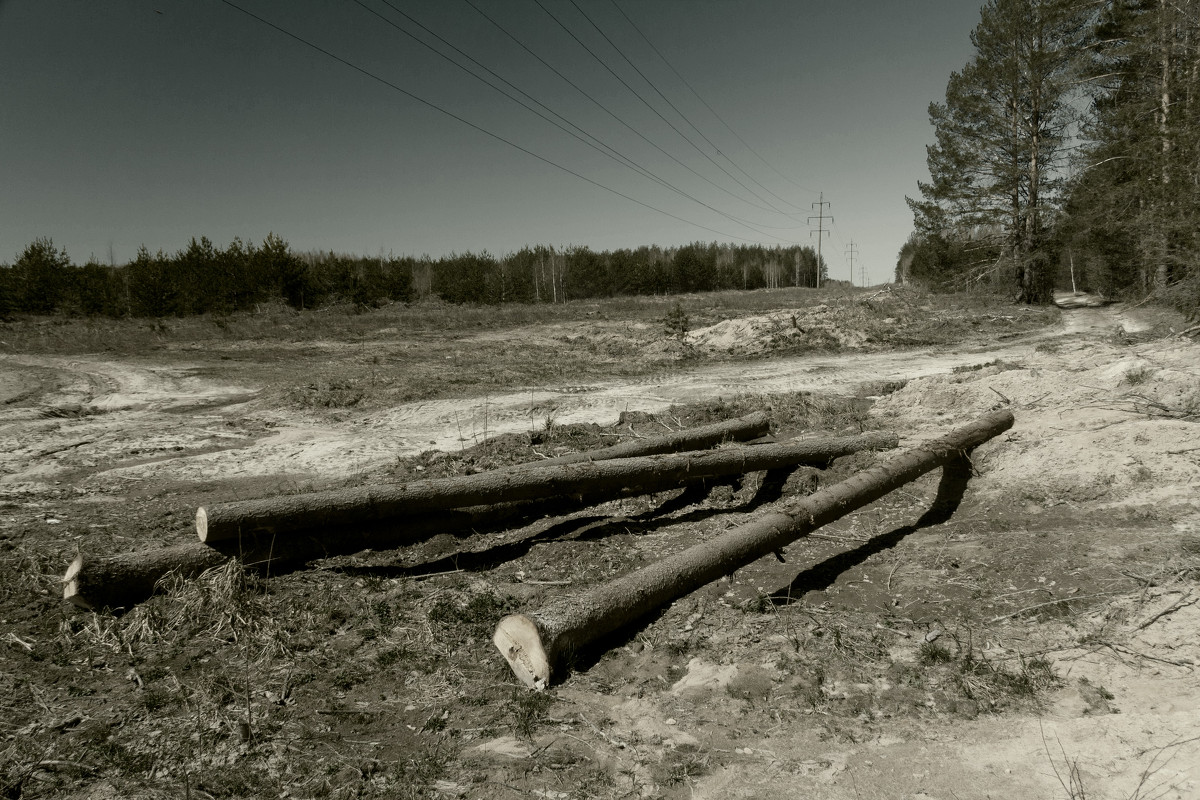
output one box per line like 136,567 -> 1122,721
829,216 -> 851,258
461,0 -> 696,201
361,1 -> 655,185
607,0 -> 813,208
610,0 -> 819,199
217,0 -> 766,243
565,0 -> 796,216
530,0 -> 790,218
355,0 -> 796,237
461,0 -> 802,234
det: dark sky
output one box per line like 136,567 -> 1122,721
1,1 -> 982,284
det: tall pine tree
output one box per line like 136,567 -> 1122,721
1063,0 -> 1200,311
909,0 -> 1086,302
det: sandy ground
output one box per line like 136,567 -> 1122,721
664,306 -> 1200,799
0,308 -> 1085,492
0,344 -> 1009,491
3,300 -> 1199,798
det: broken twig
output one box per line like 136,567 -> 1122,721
988,591 -> 1121,623
1133,593 -> 1197,632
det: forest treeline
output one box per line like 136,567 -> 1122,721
900,0 -> 1200,317
0,235 -> 825,318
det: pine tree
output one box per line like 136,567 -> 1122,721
127,246 -> 178,318
13,237 -> 72,313
1063,0 -> 1200,310
909,0 -> 1086,302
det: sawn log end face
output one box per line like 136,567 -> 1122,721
63,583 -> 91,610
195,507 -> 209,542
62,554 -> 90,609
493,614 -> 551,692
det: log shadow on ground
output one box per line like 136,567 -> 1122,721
565,474 -> 796,542
641,465 -> 811,517
332,473 -> 805,580
769,456 -> 973,605
561,461 -> 976,676
329,513 -> 611,579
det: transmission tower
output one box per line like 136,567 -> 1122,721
808,192 -> 832,288
860,263 -> 869,287
844,240 -> 859,286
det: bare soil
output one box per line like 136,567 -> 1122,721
2,288 -> 1198,800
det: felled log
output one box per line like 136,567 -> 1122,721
64,443 -> 825,612
63,437 -> 809,612
514,412 -> 770,468
493,410 -> 1014,690
62,543 -> 229,612
75,426 -> 889,611
1053,292 -> 1109,309
197,431 -> 899,545
64,504 -> 516,611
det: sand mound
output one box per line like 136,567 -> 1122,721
687,306 -> 868,355
873,338 -> 1200,512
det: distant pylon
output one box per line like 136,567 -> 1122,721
808,192 -> 832,288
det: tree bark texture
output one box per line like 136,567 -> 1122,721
62,543 -> 229,612
71,430 -> 885,611
197,431 -> 899,544
493,410 -> 1013,690
65,497 -> 583,611
514,412 -> 770,469
65,466 -> 778,612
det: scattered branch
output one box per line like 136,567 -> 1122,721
4,632 -> 34,651
29,760 -> 99,775
1132,593 -> 1197,632
988,591 -> 1121,623
1175,324 -> 1200,338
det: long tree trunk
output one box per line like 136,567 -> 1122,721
1024,95 -> 1045,303
1157,0 -> 1173,288
69,487 -> 643,610
494,410 -> 1013,690
197,432 -> 899,544
67,457 -> 821,613
1011,81 -> 1024,279
66,419 -> 851,611
1162,0 -> 1173,185
1027,14 -> 1043,301
515,412 -> 770,469
71,478 -> 726,611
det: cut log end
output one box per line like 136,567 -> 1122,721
493,614 -> 551,692
196,507 -> 209,542
61,555 -> 93,610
